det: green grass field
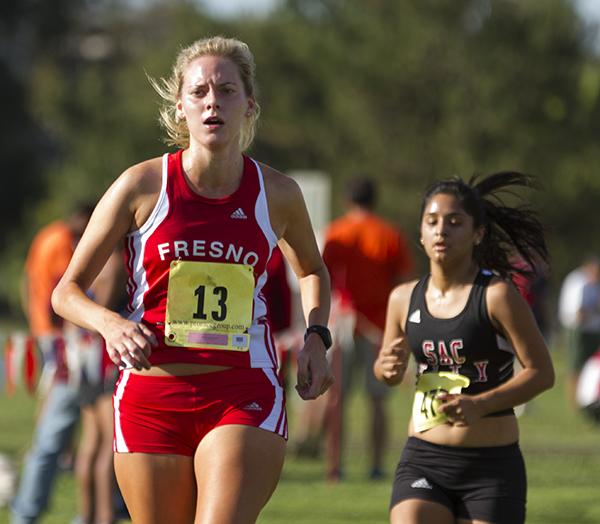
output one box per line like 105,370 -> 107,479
1,342 -> 599,524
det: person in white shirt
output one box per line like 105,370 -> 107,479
558,256 -> 600,407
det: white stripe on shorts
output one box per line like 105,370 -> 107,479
260,368 -> 286,438
113,370 -> 131,453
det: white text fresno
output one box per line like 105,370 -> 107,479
157,240 -> 259,266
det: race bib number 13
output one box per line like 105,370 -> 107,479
412,372 -> 470,432
164,260 -> 254,351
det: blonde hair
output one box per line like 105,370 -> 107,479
149,36 -> 260,151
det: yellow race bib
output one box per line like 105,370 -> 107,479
412,372 -> 470,432
164,260 -> 254,351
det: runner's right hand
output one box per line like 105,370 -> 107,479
102,316 -> 157,370
375,336 -> 410,384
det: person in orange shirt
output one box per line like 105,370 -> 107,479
12,205 -> 93,524
323,177 -> 413,480
23,209 -> 92,341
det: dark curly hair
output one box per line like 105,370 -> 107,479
420,172 -> 549,278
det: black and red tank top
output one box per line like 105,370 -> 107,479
405,269 -> 514,416
123,150 -> 279,369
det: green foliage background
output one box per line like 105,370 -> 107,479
2,0 -> 600,318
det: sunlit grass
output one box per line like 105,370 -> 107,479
1,343 -> 599,523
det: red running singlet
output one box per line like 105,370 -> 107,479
123,150 -> 279,369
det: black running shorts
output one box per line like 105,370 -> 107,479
390,437 -> 526,524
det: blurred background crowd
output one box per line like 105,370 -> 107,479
2,0 -> 600,306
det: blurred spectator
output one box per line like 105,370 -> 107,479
12,205 -> 92,524
263,246 -> 292,335
72,249 -> 127,524
558,256 -> 600,407
576,349 -> 600,423
510,255 -> 551,340
11,206 -> 125,524
262,245 -> 294,388
321,177 -> 413,480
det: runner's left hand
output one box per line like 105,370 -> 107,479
295,334 -> 334,400
436,393 -> 483,426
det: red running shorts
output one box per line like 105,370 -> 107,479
113,367 -> 287,455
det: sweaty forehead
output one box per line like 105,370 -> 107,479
424,193 -> 466,215
183,56 -> 240,86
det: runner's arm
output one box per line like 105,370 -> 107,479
467,278 -> 555,415
52,163 -> 160,369
263,167 -> 333,399
374,284 -> 413,385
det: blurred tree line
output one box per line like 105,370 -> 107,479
1,0 -> 600,322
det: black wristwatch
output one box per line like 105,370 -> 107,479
304,324 -> 332,350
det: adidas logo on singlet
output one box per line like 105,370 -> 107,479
243,401 -> 262,411
230,207 -> 247,219
408,309 -> 421,323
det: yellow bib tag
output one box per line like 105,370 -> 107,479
412,372 -> 470,432
164,260 -> 254,351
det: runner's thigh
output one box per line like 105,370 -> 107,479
115,453 -> 195,524
194,425 -> 286,524
391,499 -> 455,524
